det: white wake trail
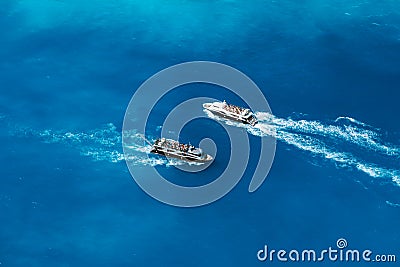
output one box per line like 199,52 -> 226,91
12,124 -> 195,167
10,113 -> 400,188
205,111 -> 400,188
255,112 -> 400,157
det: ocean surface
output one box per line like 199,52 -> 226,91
1,0 -> 400,266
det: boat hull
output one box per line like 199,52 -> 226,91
205,109 -> 257,126
150,149 -> 213,163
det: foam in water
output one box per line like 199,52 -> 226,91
334,116 -> 372,128
386,201 -> 400,208
393,176 -> 400,187
255,112 -> 400,157
205,111 -> 400,190
12,123 -> 207,167
9,111 -> 400,206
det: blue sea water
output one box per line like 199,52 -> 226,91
1,0 -> 400,266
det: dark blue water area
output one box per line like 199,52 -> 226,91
1,0 -> 400,266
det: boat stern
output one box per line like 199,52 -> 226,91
248,116 -> 258,126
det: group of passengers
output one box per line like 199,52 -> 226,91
166,141 -> 194,152
179,144 -> 190,152
180,144 -> 195,152
224,104 -> 242,114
